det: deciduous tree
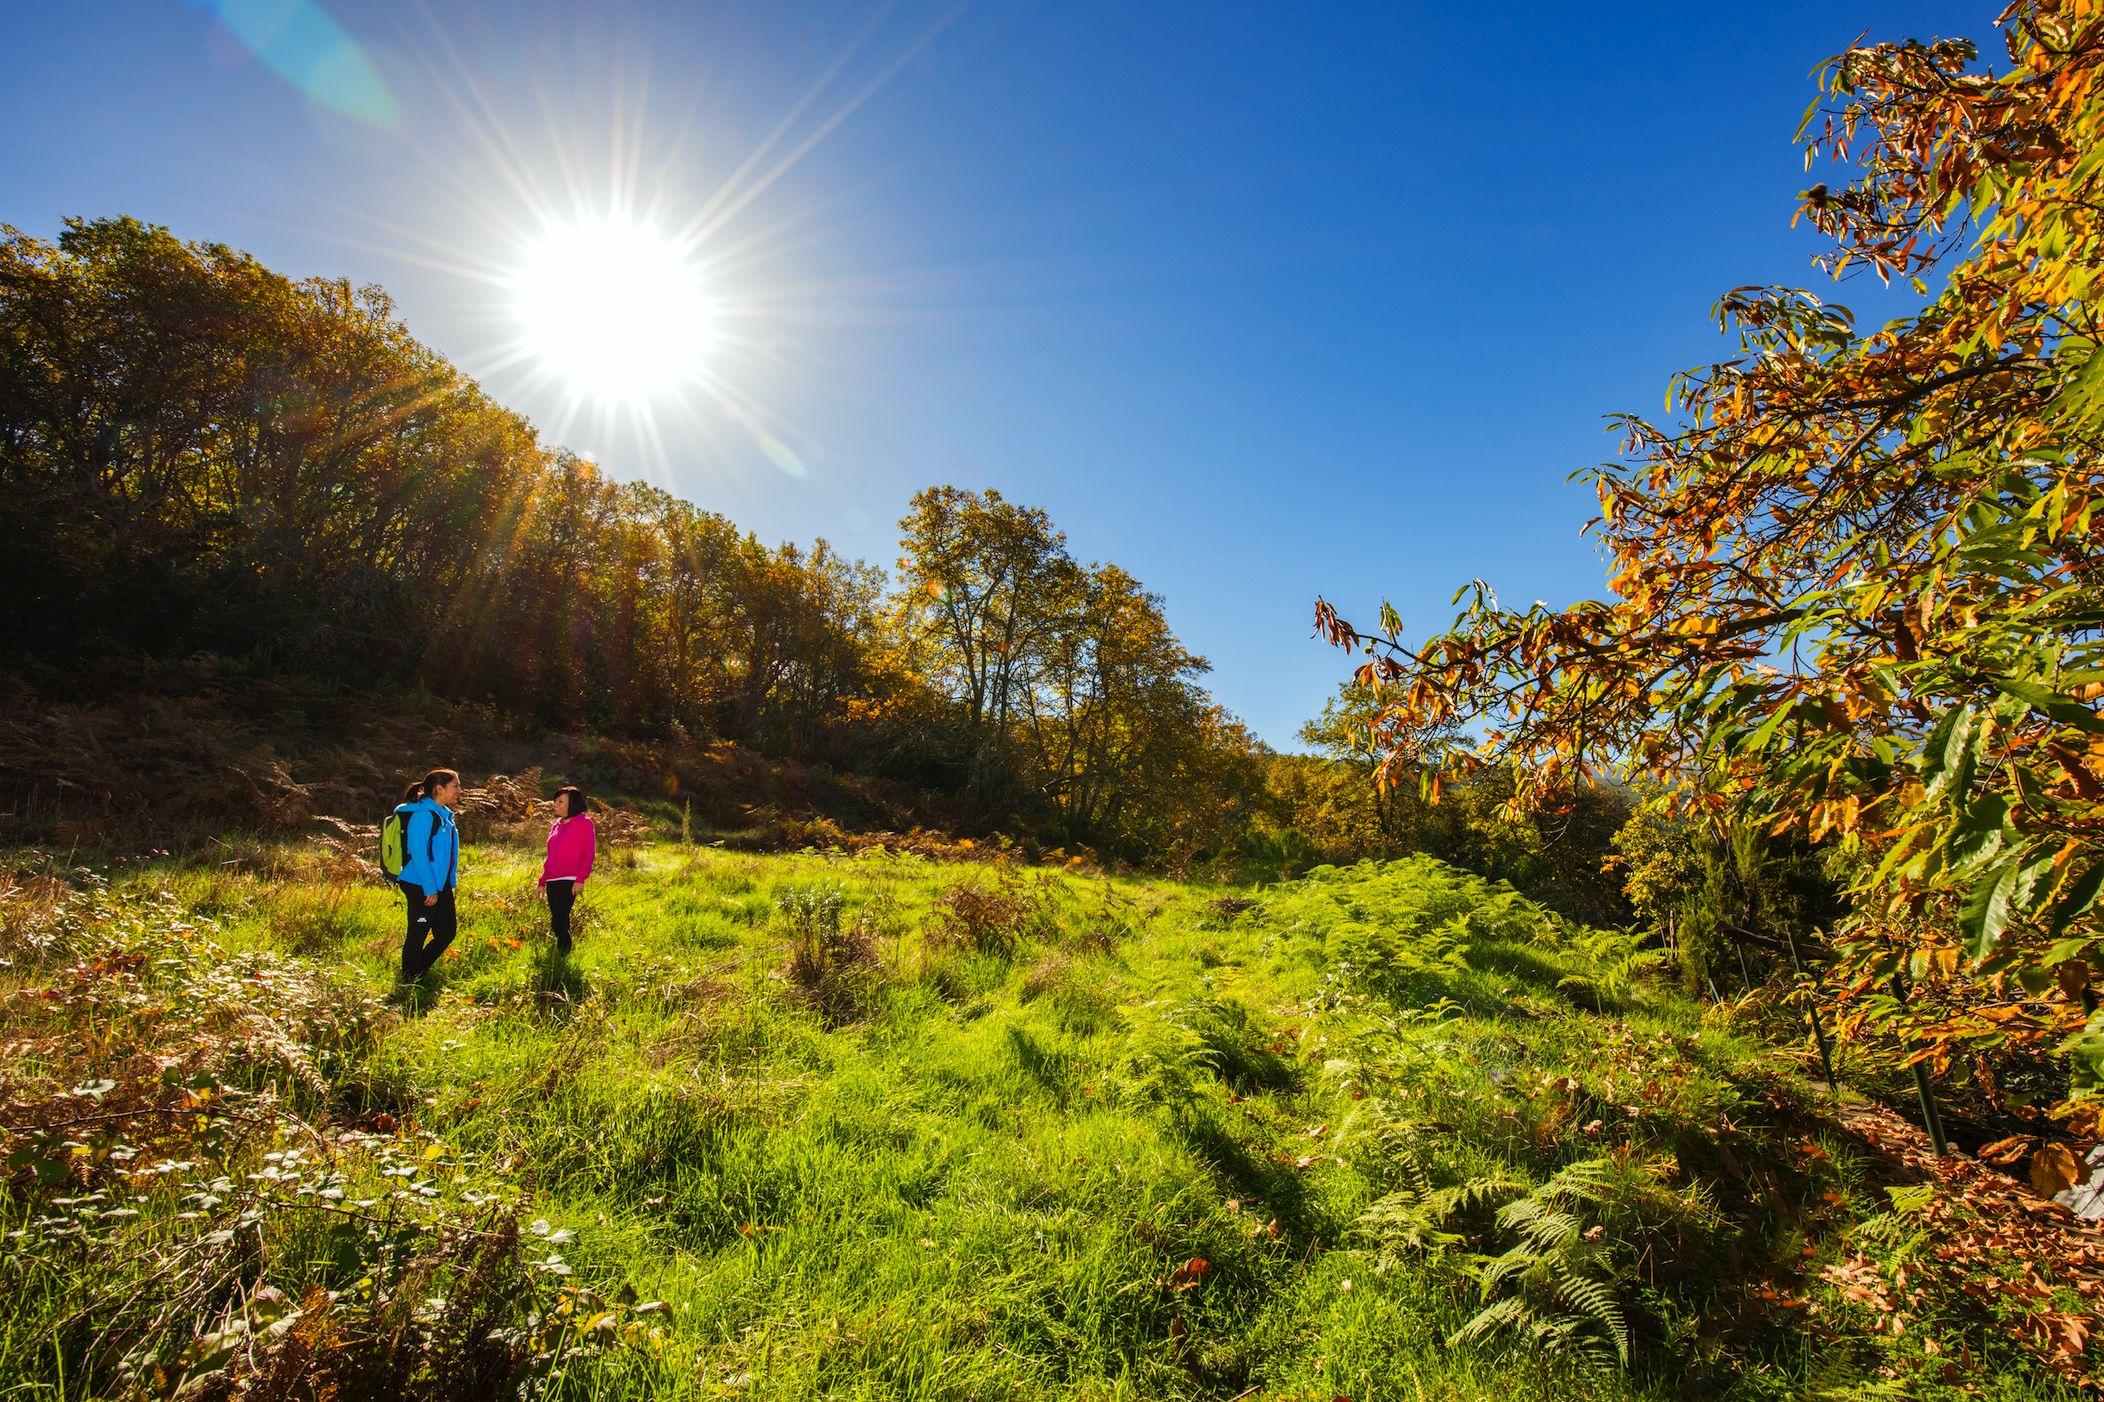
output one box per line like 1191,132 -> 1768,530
1317,2 -> 2104,1120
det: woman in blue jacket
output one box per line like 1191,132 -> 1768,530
395,769 -> 463,983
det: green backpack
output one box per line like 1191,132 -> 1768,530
379,809 -> 411,879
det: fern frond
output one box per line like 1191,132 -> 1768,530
1555,1269 -> 1630,1364
1532,1155 -> 1615,1206
1448,1294 -> 1531,1349
1477,1244 -> 1547,1292
1424,1172 -> 1524,1218
1501,1205 -> 1583,1251
1530,1210 -> 1587,1251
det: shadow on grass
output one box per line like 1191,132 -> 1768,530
1174,1111 -> 1314,1231
386,976 -> 441,1017
527,945 -> 590,1017
1184,999 -> 1297,1094
1005,1023 -> 1079,1107
1463,940 -> 1572,992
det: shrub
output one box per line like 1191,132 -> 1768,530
777,882 -> 877,1024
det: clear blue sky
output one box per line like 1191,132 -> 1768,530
2,0 -> 1989,747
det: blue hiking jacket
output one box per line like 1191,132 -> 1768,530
394,798 -> 459,894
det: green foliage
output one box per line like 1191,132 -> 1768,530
1264,856 -> 1552,1009
1110,1008 -> 1221,1112
1258,684 -> 1634,922
776,881 -> 878,1024
1314,16 -> 2104,1119
1611,795 -> 1846,999
1555,927 -> 1667,1009
895,487 -> 1271,862
1456,1155 -> 1706,1373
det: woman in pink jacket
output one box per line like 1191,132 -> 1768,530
538,786 -> 596,955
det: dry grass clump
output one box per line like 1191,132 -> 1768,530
712,814 -> 1032,865
0,869 -> 72,962
927,882 -> 1029,955
1019,952 -> 1072,1003
1,660 -> 807,857
0,659 -> 464,846
925,872 -> 1069,955
176,1213 -> 537,1402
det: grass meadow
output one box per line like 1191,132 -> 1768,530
0,831 -> 2083,1401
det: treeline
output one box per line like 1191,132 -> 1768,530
0,216 -> 1641,898
1,217 -> 878,747
0,217 -> 1270,863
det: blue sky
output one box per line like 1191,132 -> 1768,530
2,0 -> 1989,747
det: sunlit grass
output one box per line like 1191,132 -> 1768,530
0,840 -> 2083,1400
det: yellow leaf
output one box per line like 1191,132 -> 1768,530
2032,1141 -> 2088,1197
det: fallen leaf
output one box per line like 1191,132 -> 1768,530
1167,1257 -> 1212,1292
1980,1135 -> 2039,1167
2034,1143 -> 2088,1198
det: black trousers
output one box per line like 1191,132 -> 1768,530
401,883 -> 457,979
546,878 -> 576,953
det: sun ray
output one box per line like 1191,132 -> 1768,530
682,0 -> 976,250
673,2 -> 897,248
400,3 -> 564,223
316,225 -> 516,285
313,2 -> 983,482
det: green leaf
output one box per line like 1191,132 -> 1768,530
2051,860 -> 2104,936
2065,1010 -> 2104,1094
1920,705 -> 1978,803
2050,337 -> 2104,429
2014,848 -> 2061,914
1991,674 -> 2104,734
1742,700 -> 1796,756
1961,857 -> 2022,961
2046,936 -> 2102,965
1948,792 -> 2012,873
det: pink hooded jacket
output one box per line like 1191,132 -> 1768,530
539,815 -> 596,888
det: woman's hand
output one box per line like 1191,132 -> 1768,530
423,893 -> 437,907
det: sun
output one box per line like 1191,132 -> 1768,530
510,217 -> 711,405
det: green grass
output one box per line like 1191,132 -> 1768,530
0,841 -> 2085,1400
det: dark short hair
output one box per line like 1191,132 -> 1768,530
555,785 -> 588,817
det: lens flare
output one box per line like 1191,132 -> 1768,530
510,218 -> 712,406
195,0 -> 397,126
